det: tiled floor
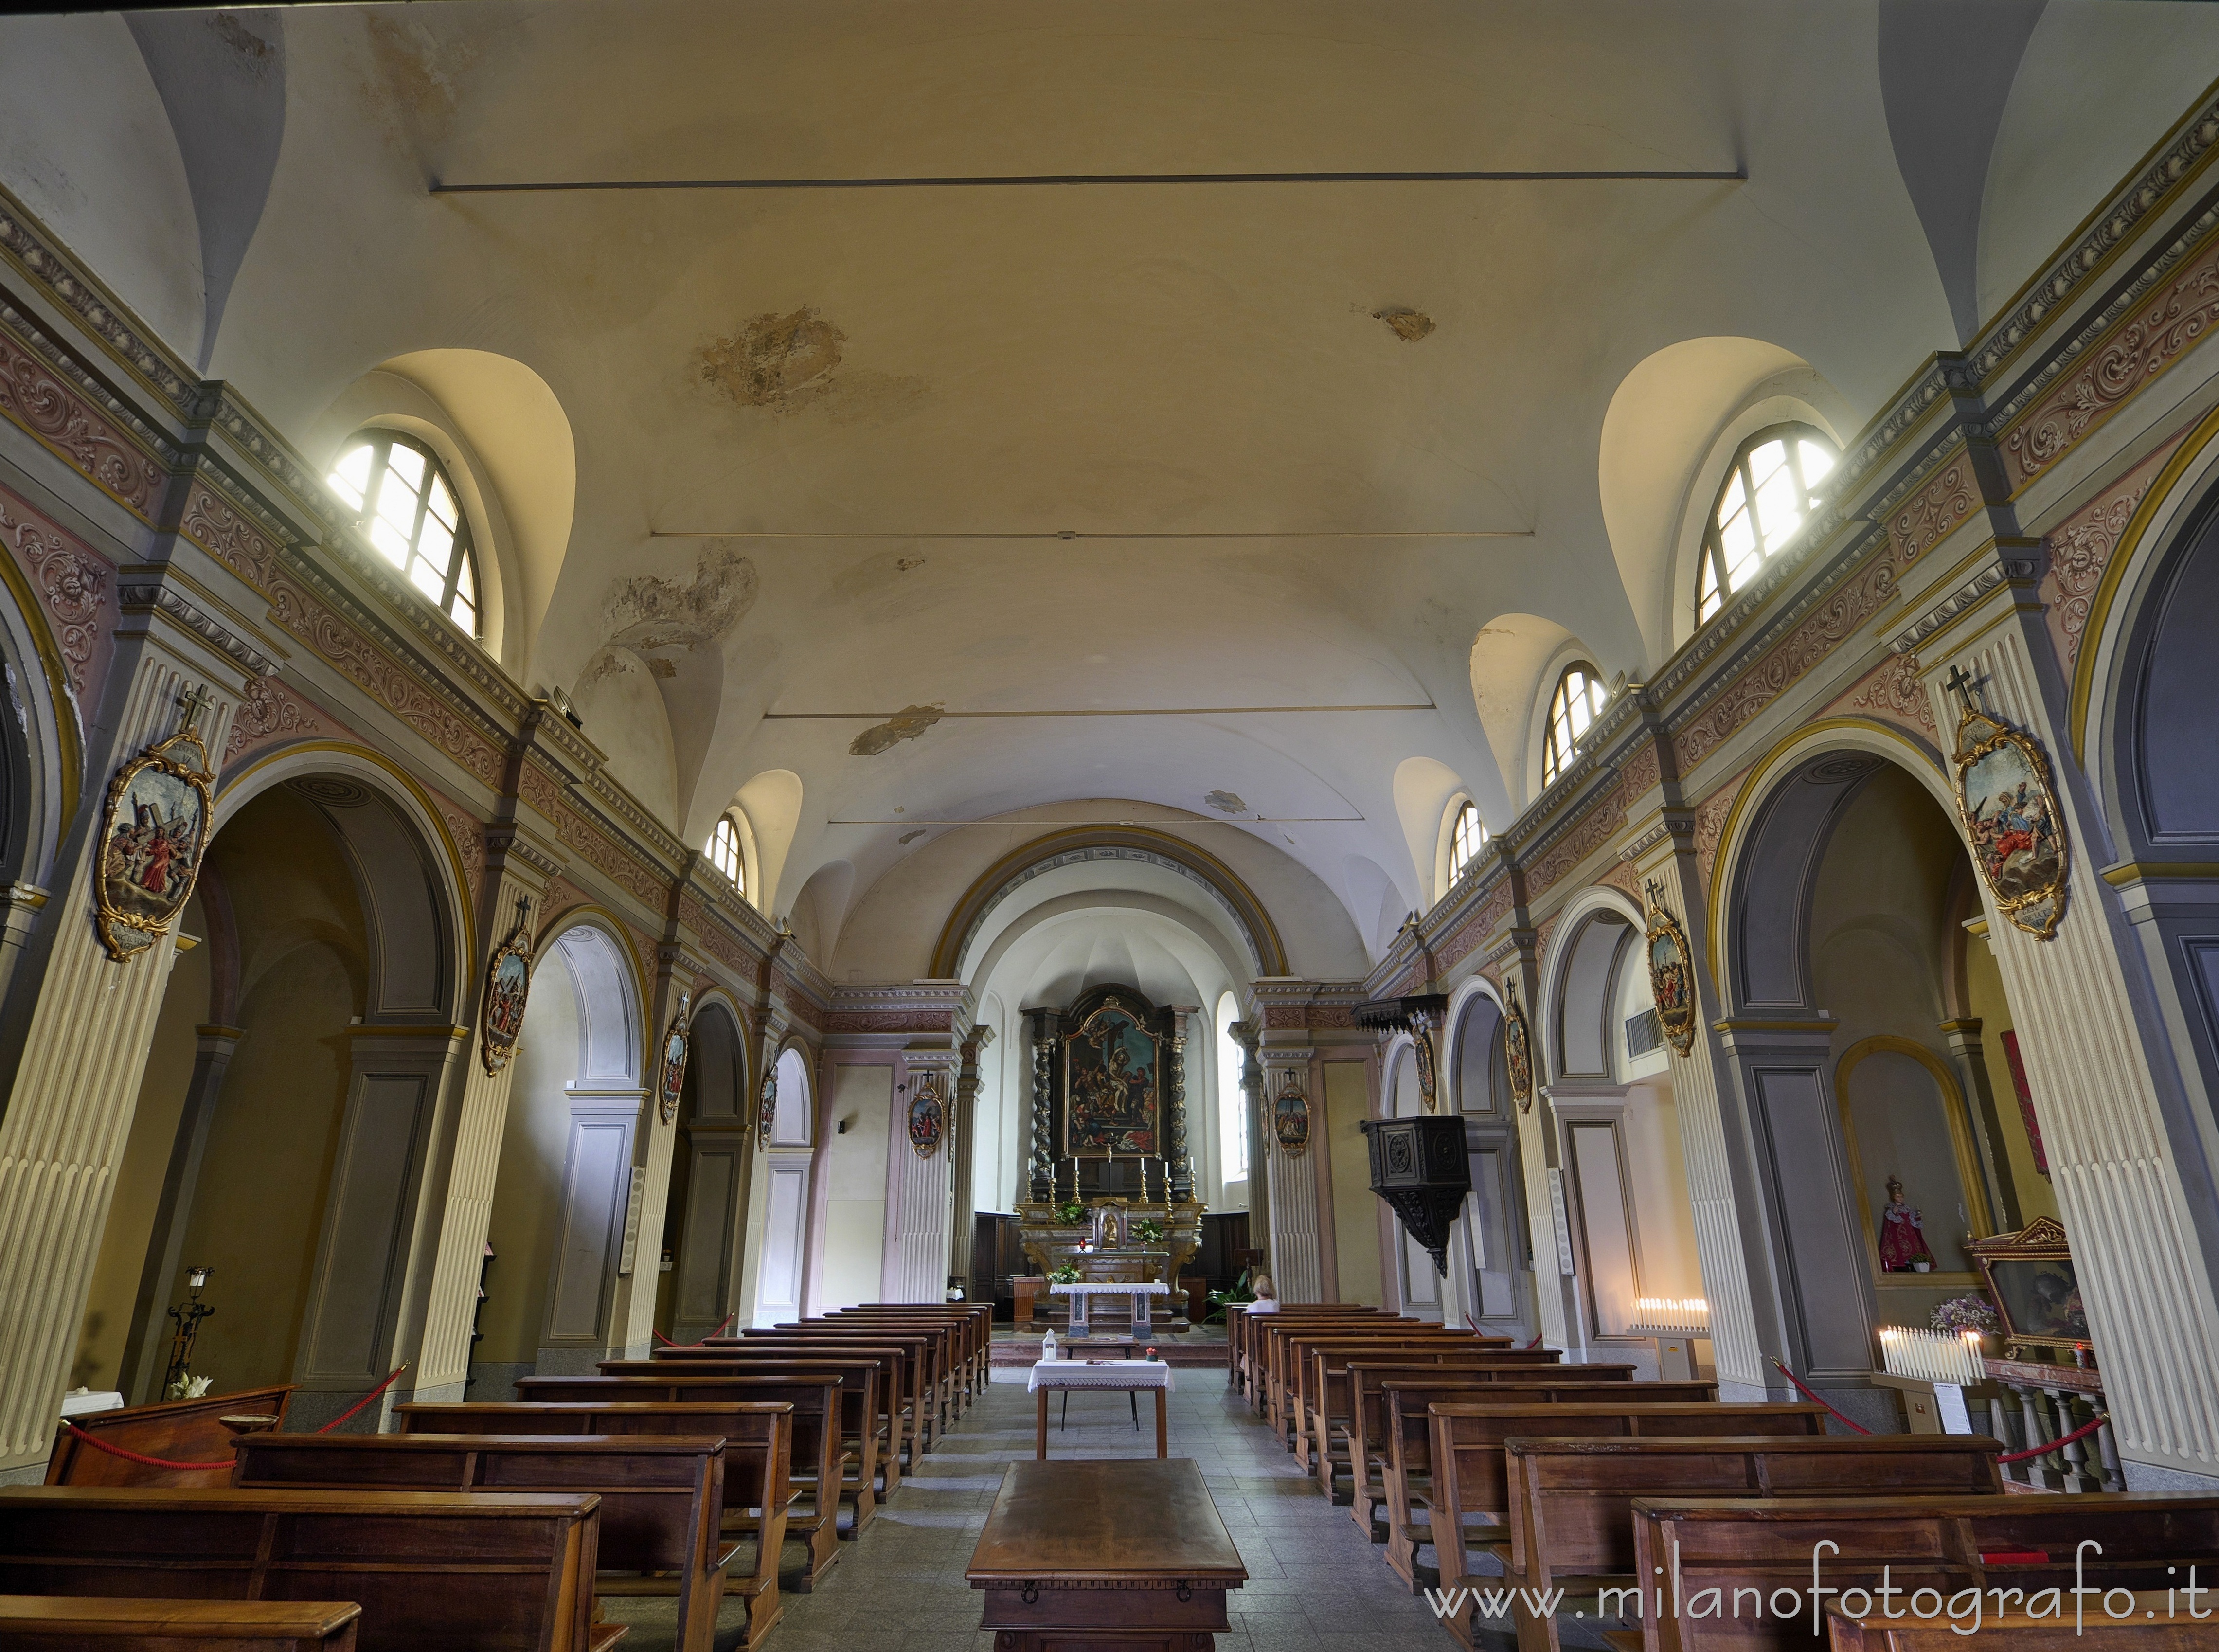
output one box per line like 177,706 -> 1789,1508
606,1363 -> 1526,1651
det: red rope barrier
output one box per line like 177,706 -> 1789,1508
1769,1357 -> 1871,1434
653,1313 -> 735,1349
61,1364 -> 408,1471
62,1426 -> 230,1471
314,1365 -> 409,1433
1999,1411 -> 2109,1464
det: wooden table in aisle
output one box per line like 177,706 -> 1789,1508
1028,1355 -> 1173,1458
967,1458 -> 1247,1651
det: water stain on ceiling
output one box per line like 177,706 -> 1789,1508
850,704 -> 946,756
1205,789 -> 1248,814
604,545 -> 758,651
1374,306 -> 1436,342
699,305 -> 844,412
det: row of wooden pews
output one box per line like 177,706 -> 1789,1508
1226,1304 -> 2219,1649
1,1302 -> 992,1652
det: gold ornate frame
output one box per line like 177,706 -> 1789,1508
1951,702 -> 2071,939
1968,1217 -> 2087,1352
1272,1071 -> 1310,1156
658,992 -> 691,1125
95,710 -> 215,962
1060,996 -> 1163,1159
1502,978 -> 1535,1112
478,896 -> 534,1075
1642,883 -> 1699,1055
908,1069 -> 946,1158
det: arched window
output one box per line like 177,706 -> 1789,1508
707,815 -> 746,895
1216,990 -> 1247,1180
1542,664 -> 1610,790
325,431 -> 482,637
1447,800 -> 1487,885
1695,424 -> 1836,624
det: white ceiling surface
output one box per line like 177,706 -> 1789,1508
8,3 -> 2218,965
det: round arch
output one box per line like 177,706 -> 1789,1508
1439,973 -> 1508,1112
2074,400 -> 2219,775
215,740 -> 474,1023
526,911 -> 646,1088
930,825 -> 1289,980
0,539 -> 80,889
1538,885 -> 1646,1084
1706,718 -> 1954,1012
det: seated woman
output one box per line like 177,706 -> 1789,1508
1247,1274 -> 1279,1314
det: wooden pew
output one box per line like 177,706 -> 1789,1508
1232,1306 -> 1394,1408
392,1400 -> 790,1617
228,1433 -> 745,1652
1348,1368 -> 1710,1538
821,1306 -> 987,1405
787,1319 -> 954,1437
1265,1324 -> 1486,1444
1227,1305 -> 1385,1403
514,1375 -> 849,1584
742,1327 -> 940,1454
1303,1343 -> 1556,1483
1629,1492 -> 2219,1652
1830,1591 -> 2187,1649
1412,1401 -> 1825,1595
0,1596 -> 362,1649
1477,1436 -> 2004,1652
1254,1316 -> 1426,1434
1344,1365 -> 1662,1527
598,1357 -> 886,1523
0,1486 -> 608,1652
830,1303 -> 989,1397
43,1385 -> 295,1489
1271,1325 -> 1523,1446
815,1310 -> 978,1426
704,1332 -> 927,1466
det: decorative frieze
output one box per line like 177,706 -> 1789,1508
2000,207 -> 2219,488
1828,652 -> 1939,740
0,314 -> 165,517
1890,555 -> 2040,656
0,485 -> 110,698
1888,451 -> 1981,568
1672,551 -> 1900,772
2040,429 -> 2190,670
223,674 -> 333,765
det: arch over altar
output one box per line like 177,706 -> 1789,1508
1016,982 -> 1205,1332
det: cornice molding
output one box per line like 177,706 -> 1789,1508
117,581 -> 277,676
1889,553 -> 2040,656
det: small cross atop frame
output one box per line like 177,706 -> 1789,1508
1943,663 -> 1980,719
174,683 -> 216,737
510,893 -> 533,937
1645,877 -> 1670,914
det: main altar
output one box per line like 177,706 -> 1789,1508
1015,984 -> 1205,1333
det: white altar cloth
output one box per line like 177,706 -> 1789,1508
1027,1358 -> 1176,1393
1048,1282 -> 1171,1296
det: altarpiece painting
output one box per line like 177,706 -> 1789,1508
1058,986 -> 1168,1158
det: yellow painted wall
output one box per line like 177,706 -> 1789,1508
481,947 -> 585,1364
1325,1061 -> 1382,1306
819,1063 -> 891,1309
174,789 -> 366,1393
1966,932 -> 2061,1228
70,891 -> 210,1391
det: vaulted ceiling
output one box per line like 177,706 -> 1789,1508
8,1 -> 2215,962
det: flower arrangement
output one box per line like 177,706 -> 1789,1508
1053,1199 -> 1086,1226
1132,1219 -> 1165,1243
1047,1263 -> 1084,1284
1931,1295 -> 2000,1337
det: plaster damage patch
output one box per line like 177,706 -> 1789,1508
1375,306 -> 1436,342
604,546 -> 758,651
1205,790 -> 1248,814
898,827 -> 928,844
699,307 -> 844,411
851,704 -> 945,756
